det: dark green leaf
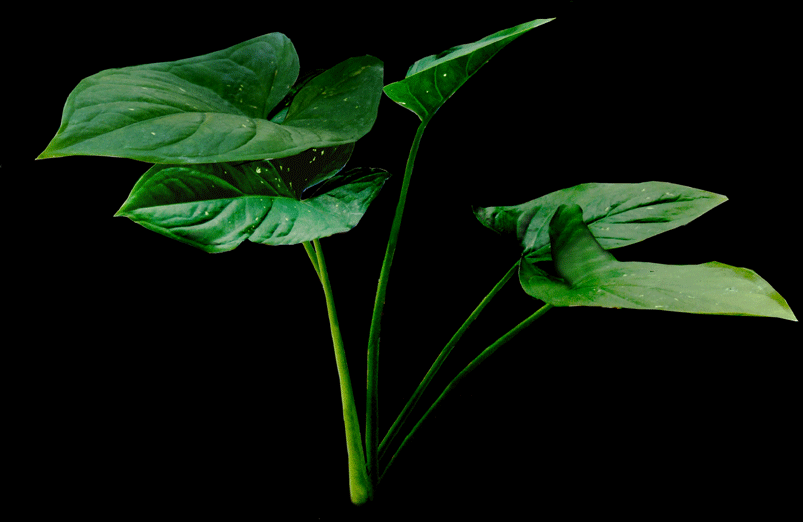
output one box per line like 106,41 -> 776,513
383,18 -> 554,121
474,182 -> 728,262
518,204 -> 797,321
115,159 -> 391,252
269,143 -> 355,199
266,67 -> 328,124
38,34 -> 383,164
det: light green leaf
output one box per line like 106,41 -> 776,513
37,34 -> 383,164
383,18 -> 554,121
518,204 -> 797,321
474,182 -> 728,262
115,156 -> 390,252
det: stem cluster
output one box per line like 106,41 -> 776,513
306,117 -> 552,505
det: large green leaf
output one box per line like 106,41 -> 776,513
37,33 -> 383,164
474,182 -> 728,262
383,18 -> 554,121
115,156 -> 391,252
519,204 -> 797,321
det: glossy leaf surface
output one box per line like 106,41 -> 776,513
519,204 -> 797,321
38,34 -> 383,164
383,18 -> 554,121
115,158 -> 391,252
474,182 -> 728,262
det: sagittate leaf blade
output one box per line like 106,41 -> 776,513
518,204 -> 797,321
474,182 -> 728,262
115,161 -> 391,252
37,34 -> 383,164
383,18 -> 554,121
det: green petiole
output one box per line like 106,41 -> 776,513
308,239 -> 372,505
376,259 -> 520,464
366,116 -> 432,493
303,240 -> 321,281
380,302 -> 554,483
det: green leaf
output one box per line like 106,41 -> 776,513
37,34 -> 383,164
519,204 -> 797,321
115,157 -> 391,252
383,18 -> 554,121
474,182 -> 728,262
268,142 -> 355,199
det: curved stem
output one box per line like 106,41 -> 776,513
303,240 -> 321,282
377,259 -> 519,462
366,116 -> 431,491
312,238 -> 372,505
380,302 -> 554,483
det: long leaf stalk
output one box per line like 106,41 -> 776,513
366,116 -> 431,493
309,239 -> 372,505
377,259 -> 520,463
303,241 -> 321,281
379,302 -> 554,483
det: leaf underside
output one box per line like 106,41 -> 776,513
519,204 -> 797,321
38,33 -> 384,164
383,18 -> 554,121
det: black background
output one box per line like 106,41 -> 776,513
8,4 -> 799,520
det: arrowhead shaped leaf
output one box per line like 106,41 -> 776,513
383,18 -> 554,121
38,33 -> 383,164
474,182 -> 728,262
518,204 -> 797,321
115,154 -> 391,252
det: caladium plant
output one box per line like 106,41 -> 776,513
37,16 -> 796,510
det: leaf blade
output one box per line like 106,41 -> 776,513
474,182 -> 728,262
115,160 -> 391,252
38,35 -> 383,164
518,204 -> 797,321
383,18 -> 554,121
